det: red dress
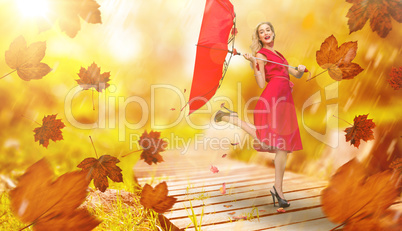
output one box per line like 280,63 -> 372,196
254,48 -> 303,153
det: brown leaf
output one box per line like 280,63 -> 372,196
10,159 -> 100,230
389,157 -> 402,175
344,114 -> 375,148
346,0 -> 402,38
321,159 -> 400,229
77,155 -> 123,192
33,114 -> 65,148
140,181 -> 177,214
139,130 -> 167,165
316,35 -> 363,81
388,66 -> 402,90
4,36 -> 51,81
76,62 -> 111,92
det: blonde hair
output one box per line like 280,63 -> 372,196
250,22 -> 275,56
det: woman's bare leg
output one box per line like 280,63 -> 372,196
273,150 -> 288,199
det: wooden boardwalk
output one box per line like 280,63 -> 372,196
133,150 -> 341,230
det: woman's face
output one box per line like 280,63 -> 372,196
258,24 -> 274,45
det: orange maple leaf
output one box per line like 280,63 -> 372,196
346,0 -> 402,38
10,159 -> 101,230
36,0 -> 102,38
76,62 -> 111,92
344,114 -> 375,148
77,155 -> 123,192
3,36 -> 51,81
316,35 -> 364,81
321,159 -> 400,230
139,130 -> 167,165
140,181 -> 177,214
388,66 -> 402,90
33,114 -> 65,148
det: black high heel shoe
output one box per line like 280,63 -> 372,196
270,186 -> 290,208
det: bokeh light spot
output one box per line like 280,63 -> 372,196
16,0 -> 49,18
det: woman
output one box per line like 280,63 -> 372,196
215,22 -> 305,208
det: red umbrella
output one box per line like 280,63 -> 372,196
186,0 -> 238,115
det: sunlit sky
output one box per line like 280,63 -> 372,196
0,0 -> 401,178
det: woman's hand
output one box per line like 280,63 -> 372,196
243,53 -> 256,64
296,65 -> 306,73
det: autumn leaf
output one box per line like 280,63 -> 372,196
314,35 -> 363,81
76,62 -> 111,92
389,157 -> 402,175
228,212 -> 236,215
10,159 -> 100,230
33,114 -> 65,148
77,155 -> 123,192
321,159 -> 400,230
221,153 -> 227,158
210,165 -> 219,173
344,114 -> 375,148
277,208 -> 286,213
232,215 -> 247,220
3,36 -> 51,81
139,130 -> 167,165
388,66 -> 402,90
35,0 -> 102,38
170,108 -> 176,111
140,181 -> 177,214
223,205 -> 233,208
346,0 -> 402,38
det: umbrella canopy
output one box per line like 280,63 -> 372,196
188,0 -> 235,115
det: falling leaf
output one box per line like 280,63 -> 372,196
77,155 -> 123,192
33,114 -> 65,148
170,108 -> 176,111
140,181 -> 177,214
10,159 -> 100,230
277,208 -> 286,213
344,114 -> 375,148
76,62 -> 111,92
321,159 -> 400,230
36,0 -> 102,38
184,89 -> 187,93
223,205 -> 232,208
210,165 -> 219,173
232,215 -> 247,220
389,158 -> 402,175
139,130 -> 167,165
316,35 -> 364,81
346,0 -> 402,38
220,183 -> 226,194
228,212 -> 236,215
4,36 -> 51,81
221,154 -> 227,158
230,142 -> 239,146
388,66 -> 402,90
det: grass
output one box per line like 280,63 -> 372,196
184,200 -> 204,231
